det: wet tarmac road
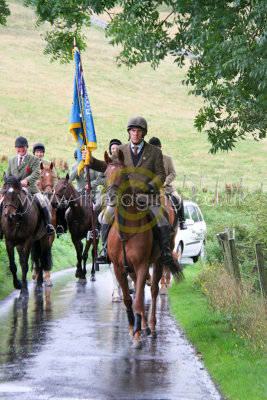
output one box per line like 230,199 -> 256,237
0,267 -> 223,400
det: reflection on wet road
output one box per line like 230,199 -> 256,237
0,267 -> 222,400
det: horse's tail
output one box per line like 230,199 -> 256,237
169,251 -> 184,282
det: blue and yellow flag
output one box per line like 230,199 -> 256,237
69,45 -> 97,174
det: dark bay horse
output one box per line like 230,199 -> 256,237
160,195 -> 180,294
103,150 -> 183,348
52,175 -> 99,282
1,175 -> 52,297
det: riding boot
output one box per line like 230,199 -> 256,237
178,199 -> 187,230
95,223 -> 111,264
158,225 -> 175,266
40,206 -> 55,237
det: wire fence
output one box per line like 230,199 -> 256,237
216,231 -> 267,298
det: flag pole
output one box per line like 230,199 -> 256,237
74,39 -> 98,267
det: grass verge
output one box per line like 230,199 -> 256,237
168,263 -> 267,400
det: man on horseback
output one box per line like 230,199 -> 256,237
148,136 -> 187,230
70,149 -> 101,203
83,116 -> 177,267
0,136 -> 54,239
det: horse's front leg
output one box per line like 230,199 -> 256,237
6,241 -> 21,290
72,237 -> 83,279
132,265 -> 148,348
114,264 -> 134,335
17,243 -> 32,297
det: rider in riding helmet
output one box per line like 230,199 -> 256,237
69,149 -> 101,203
82,116 -> 176,267
33,142 -> 57,180
0,136 -> 54,239
148,136 -> 187,230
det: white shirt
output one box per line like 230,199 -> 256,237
130,141 -> 144,155
17,154 -> 27,166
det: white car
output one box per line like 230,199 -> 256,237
174,200 -> 207,263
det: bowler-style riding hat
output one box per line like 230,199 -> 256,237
33,142 -> 45,153
127,116 -> 148,135
109,139 -> 122,155
15,136 -> 28,148
74,150 -> 78,159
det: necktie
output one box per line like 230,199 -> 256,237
133,146 -> 138,155
18,156 -> 22,166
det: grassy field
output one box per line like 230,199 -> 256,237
0,0 -> 266,192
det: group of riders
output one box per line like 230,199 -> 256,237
0,116 -> 187,268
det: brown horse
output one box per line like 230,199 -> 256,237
103,150 -> 183,348
32,162 -> 57,286
52,175 -> 99,282
1,175 -> 52,297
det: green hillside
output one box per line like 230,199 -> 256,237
0,0 -> 266,191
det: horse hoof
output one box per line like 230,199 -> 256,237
78,278 -> 87,285
146,279 -> 152,287
20,289 -> 29,299
45,280 -> 53,287
151,330 -> 157,338
90,275 -> 96,282
132,339 -> 143,349
142,327 -> 151,336
14,280 -> 22,290
112,296 -> 122,303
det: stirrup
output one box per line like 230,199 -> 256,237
95,247 -> 110,264
159,250 -> 174,266
86,228 -> 100,241
179,221 -> 187,230
56,225 -> 65,236
46,224 -> 55,237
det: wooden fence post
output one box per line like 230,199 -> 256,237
216,232 -> 231,274
255,243 -> 267,297
229,238 -> 241,282
183,174 -> 186,189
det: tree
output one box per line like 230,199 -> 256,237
19,1 -> 267,151
0,0 -> 10,26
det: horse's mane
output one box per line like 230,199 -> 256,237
4,175 -> 22,190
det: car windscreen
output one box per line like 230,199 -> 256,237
188,205 -> 199,222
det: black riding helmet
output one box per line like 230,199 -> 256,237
15,136 -> 28,148
127,116 -> 148,136
148,137 -> 161,147
109,139 -> 122,155
33,142 -> 45,154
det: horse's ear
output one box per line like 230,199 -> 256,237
117,149 -> 124,164
3,172 -> 7,183
50,161 -> 54,170
104,151 -> 112,165
40,162 -> 44,170
66,173 -> 69,181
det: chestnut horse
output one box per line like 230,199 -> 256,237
52,175 -> 99,282
1,175 -> 52,297
103,150 -> 183,348
32,162 -> 57,286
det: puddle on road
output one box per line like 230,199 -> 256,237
0,267 -> 222,400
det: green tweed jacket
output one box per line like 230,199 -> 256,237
90,141 -> 166,195
7,153 -> 40,194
